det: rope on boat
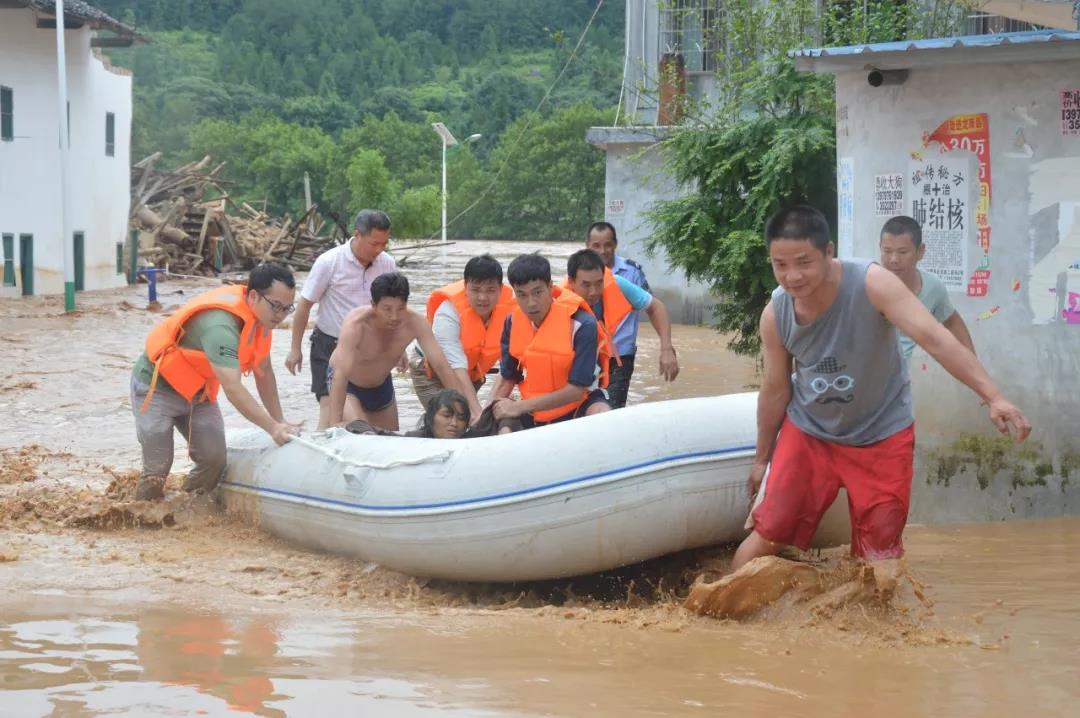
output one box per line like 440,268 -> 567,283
288,432 -> 452,469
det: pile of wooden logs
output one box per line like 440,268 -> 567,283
129,153 -> 346,275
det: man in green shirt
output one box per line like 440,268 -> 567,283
879,215 -> 976,359
131,264 -> 301,501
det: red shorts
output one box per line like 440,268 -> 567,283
751,418 -> 915,560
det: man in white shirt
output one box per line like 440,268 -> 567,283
286,209 -> 396,428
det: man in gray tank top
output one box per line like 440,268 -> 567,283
730,205 -> 1030,576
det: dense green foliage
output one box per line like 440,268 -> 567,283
98,0 -> 622,239
646,0 -> 975,354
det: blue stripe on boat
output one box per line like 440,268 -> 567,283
220,444 -> 755,512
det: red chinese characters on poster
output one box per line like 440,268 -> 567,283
923,113 -> 991,297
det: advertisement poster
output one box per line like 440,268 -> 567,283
908,158 -> 970,291
923,113 -> 991,296
874,173 -> 904,216
1062,89 -> 1080,136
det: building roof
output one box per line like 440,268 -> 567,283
13,0 -> 146,42
792,29 -> 1080,73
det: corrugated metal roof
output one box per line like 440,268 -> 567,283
792,29 -> 1080,72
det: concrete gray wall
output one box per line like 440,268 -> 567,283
587,127 -> 713,324
833,58 -> 1080,522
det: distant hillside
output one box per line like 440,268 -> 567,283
97,0 -> 624,239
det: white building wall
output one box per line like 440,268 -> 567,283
0,7 -> 131,297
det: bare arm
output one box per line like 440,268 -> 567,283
942,311 -> 976,357
419,310 -> 483,416
212,363 -> 295,446
518,383 -> 586,415
254,355 -> 285,422
326,315 -> 360,426
285,297 -> 315,375
413,318 -> 481,413
451,368 -> 484,420
489,375 -> 514,401
749,302 -> 794,501
644,296 -> 679,381
866,264 -> 1029,440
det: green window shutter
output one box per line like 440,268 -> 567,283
73,232 -> 84,291
116,242 -> 123,274
2,234 -> 14,286
0,87 -> 12,141
105,112 -> 115,157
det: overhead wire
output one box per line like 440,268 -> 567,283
429,0 -> 607,239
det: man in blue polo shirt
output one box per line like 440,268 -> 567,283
584,222 -> 662,407
566,248 -> 679,408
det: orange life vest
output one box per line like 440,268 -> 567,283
142,284 -> 271,406
425,280 -> 516,383
561,267 -> 629,365
508,286 -> 608,423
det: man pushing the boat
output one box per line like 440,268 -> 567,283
688,205 -> 1030,617
491,253 -> 612,429
326,272 -> 459,431
130,262 -> 302,501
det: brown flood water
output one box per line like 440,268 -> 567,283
1,240 -> 1078,716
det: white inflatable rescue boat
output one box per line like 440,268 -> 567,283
220,393 -> 849,582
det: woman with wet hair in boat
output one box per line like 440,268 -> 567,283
344,389 -> 470,439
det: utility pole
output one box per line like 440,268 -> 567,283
55,0 -> 74,312
303,171 -> 314,233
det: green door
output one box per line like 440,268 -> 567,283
73,231 -> 85,291
2,234 -> 14,287
18,234 -> 32,296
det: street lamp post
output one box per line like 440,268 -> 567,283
432,123 -> 480,243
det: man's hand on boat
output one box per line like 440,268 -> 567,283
746,461 -> 768,511
270,421 -> 303,446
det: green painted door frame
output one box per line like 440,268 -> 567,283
18,234 -> 32,296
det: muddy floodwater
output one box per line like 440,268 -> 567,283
1,240 -> 1078,716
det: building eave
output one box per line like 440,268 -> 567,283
792,29 -> 1080,74
5,0 -> 148,43
586,126 -> 676,149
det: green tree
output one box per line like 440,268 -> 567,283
392,185 -> 442,239
472,104 -> 610,241
189,114 -> 335,215
342,149 -> 400,216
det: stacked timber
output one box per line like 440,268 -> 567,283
128,153 -> 346,275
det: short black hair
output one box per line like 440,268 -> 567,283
371,272 -> 409,304
587,221 -> 618,244
421,389 -> 470,438
464,254 -> 503,284
764,205 -> 832,252
567,248 -> 606,279
507,253 -> 551,287
248,262 -> 295,292
880,215 -> 923,247
354,209 -> 392,234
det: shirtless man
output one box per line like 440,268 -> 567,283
326,272 -> 458,430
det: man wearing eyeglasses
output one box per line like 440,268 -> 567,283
130,263 -> 303,501
286,209 -> 397,429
